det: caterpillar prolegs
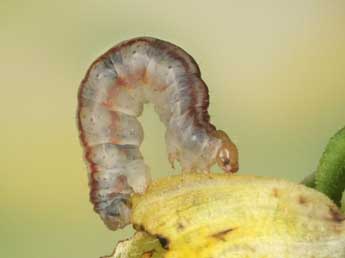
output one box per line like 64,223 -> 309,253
77,37 -> 239,230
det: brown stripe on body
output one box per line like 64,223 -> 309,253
184,76 -> 216,133
152,39 -> 215,133
153,39 -> 210,131
152,38 -> 201,76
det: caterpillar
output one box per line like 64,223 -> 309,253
77,37 -> 239,230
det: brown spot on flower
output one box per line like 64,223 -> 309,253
272,188 -> 280,198
211,228 -> 237,241
176,222 -> 185,231
133,224 -> 146,232
298,195 -> 308,205
141,250 -> 154,258
155,235 -> 170,250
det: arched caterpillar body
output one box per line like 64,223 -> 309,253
77,37 -> 239,230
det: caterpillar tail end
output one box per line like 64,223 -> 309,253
95,165 -> 151,231
96,196 -> 132,230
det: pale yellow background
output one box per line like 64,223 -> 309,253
1,1 -> 345,257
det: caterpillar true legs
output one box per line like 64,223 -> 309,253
77,37 -> 239,230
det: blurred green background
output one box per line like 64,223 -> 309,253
1,0 -> 345,257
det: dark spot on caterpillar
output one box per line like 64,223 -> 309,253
132,50 -> 137,54
155,234 -> 170,250
211,227 -> 237,241
102,58 -> 114,70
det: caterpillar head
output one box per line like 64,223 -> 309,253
214,130 -> 239,173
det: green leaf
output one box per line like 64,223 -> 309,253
315,126 -> 345,205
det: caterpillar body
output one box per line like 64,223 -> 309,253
77,37 -> 239,230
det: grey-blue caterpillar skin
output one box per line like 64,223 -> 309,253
77,37 -> 239,230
